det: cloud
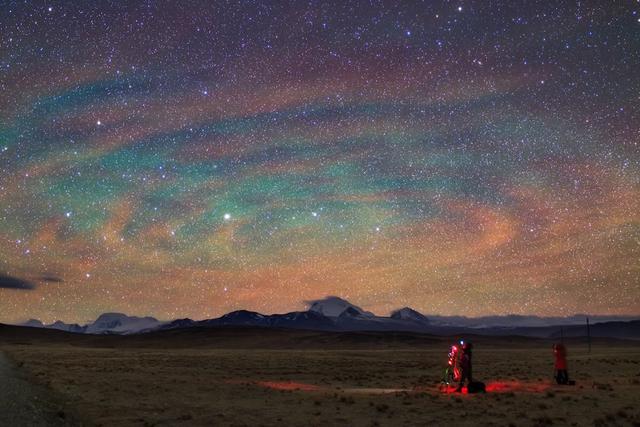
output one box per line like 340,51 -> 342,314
39,275 -> 64,283
0,273 -> 36,290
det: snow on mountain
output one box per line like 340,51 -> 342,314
390,307 -> 429,324
20,319 -> 85,333
12,297 -> 639,336
307,296 -> 375,318
47,320 -> 86,334
84,312 -> 163,334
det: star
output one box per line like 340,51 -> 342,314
0,0 -> 637,323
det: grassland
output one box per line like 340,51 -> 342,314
1,327 -> 639,426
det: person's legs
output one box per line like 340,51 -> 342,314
456,371 -> 468,392
558,369 -> 568,384
554,369 -> 563,384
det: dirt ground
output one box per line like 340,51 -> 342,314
0,352 -> 70,426
2,342 -> 640,427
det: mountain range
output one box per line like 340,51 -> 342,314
17,296 -> 640,339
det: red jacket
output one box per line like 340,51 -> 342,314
553,344 -> 567,369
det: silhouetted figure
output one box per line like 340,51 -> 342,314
455,341 -> 473,392
553,343 -> 569,384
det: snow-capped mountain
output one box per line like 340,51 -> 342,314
18,313 -> 162,334
47,320 -> 86,334
307,296 -> 375,318
390,307 -> 430,325
14,297 -> 639,338
84,313 -> 163,334
22,318 -> 86,333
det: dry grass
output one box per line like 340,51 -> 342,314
2,342 -> 640,426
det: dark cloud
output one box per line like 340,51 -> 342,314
39,275 -> 64,283
0,273 -> 35,290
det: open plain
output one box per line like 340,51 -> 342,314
1,325 -> 639,426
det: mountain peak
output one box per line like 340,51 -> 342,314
86,312 -> 161,334
390,307 -> 429,324
306,296 -> 374,318
47,320 -> 86,333
221,310 -> 265,320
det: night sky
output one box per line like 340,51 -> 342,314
1,1 -> 639,324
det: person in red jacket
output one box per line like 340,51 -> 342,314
553,343 -> 569,384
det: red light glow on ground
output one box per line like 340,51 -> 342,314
231,379 -> 566,395
441,380 -> 554,394
485,381 -> 552,393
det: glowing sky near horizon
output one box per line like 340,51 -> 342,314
1,1 -> 639,323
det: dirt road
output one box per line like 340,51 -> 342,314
0,351 -> 69,426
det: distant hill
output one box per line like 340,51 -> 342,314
13,297 -> 640,339
19,313 -> 165,335
1,323 -> 638,351
425,313 -> 639,328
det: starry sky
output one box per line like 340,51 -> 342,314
1,1 -> 639,324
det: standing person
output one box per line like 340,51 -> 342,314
455,341 -> 473,392
553,343 -> 569,384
